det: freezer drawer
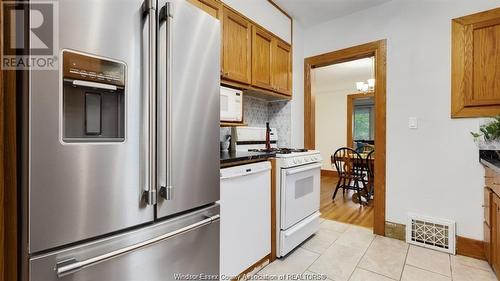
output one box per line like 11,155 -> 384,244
30,205 -> 220,281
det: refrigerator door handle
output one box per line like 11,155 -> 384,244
159,3 -> 173,201
55,214 -> 220,278
143,0 -> 158,205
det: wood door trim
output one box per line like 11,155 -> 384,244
346,93 -> 375,147
1,8 -> 19,280
0,12 -> 4,279
304,40 -> 387,235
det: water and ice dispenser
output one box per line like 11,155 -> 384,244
62,50 -> 126,142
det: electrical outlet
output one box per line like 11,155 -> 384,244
408,117 -> 418,129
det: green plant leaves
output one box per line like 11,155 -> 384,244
472,116 -> 500,142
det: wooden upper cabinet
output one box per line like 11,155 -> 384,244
187,0 -> 222,19
452,7 -> 500,118
222,7 -> 252,84
272,39 -> 292,96
252,26 -> 273,90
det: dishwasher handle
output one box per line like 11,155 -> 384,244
220,166 -> 271,180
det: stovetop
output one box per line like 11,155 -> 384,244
248,148 -> 309,154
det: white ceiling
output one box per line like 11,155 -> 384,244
313,57 -> 374,94
273,0 -> 392,27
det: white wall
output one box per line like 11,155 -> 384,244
222,0 -> 292,43
290,21 -> 305,148
298,0 -> 500,239
315,90 -> 349,171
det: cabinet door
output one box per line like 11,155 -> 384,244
222,7 -> 252,84
485,187 -> 492,263
451,8 -> 500,118
486,221 -> 492,264
493,195 -> 500,275
486,187 -> 492,226
187,0 -> 222,19
251,26 -> 273,90
272,40 -> 292,96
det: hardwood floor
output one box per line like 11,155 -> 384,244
320,174 -> 374,228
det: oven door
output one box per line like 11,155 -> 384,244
280,163 -> 322,230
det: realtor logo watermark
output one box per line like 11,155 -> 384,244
1,1 -> 58,70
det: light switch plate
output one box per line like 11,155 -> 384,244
408,117 -> 418,129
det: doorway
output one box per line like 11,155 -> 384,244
304,40 -> 387,235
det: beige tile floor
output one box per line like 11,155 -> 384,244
256,219 -> 497,281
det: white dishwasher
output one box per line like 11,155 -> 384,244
220,161 -> 271,279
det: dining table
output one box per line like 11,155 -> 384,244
337,152 -> 375,204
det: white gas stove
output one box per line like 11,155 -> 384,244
231,127 -> 322,257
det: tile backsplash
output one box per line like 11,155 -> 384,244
220,95 -> 291,148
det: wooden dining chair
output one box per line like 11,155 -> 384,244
331,147 -> 367,202
365,150 -> 375,199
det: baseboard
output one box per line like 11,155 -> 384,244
234,254 -> 271,280
456,236 -> 486,260
385,221 -> 406,241
321,169 -> 338,177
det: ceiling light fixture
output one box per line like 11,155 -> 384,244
356,78 -> 375,93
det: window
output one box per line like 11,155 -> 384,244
353,105 -> 374,141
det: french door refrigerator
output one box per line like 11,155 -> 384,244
22,0 -> 220,280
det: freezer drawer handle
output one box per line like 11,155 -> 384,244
55,214 -> 220,278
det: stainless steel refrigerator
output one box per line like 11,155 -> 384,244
22,0 -> 220,280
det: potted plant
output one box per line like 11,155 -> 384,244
471,116 -> 500,150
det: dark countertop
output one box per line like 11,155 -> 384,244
220,150 -> 276,167
480,150 -> 500,173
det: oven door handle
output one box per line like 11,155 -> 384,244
285,164 -> 322,176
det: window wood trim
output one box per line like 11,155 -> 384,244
347,93 -> 375,148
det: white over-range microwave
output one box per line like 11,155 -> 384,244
220,86 -> 243,122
